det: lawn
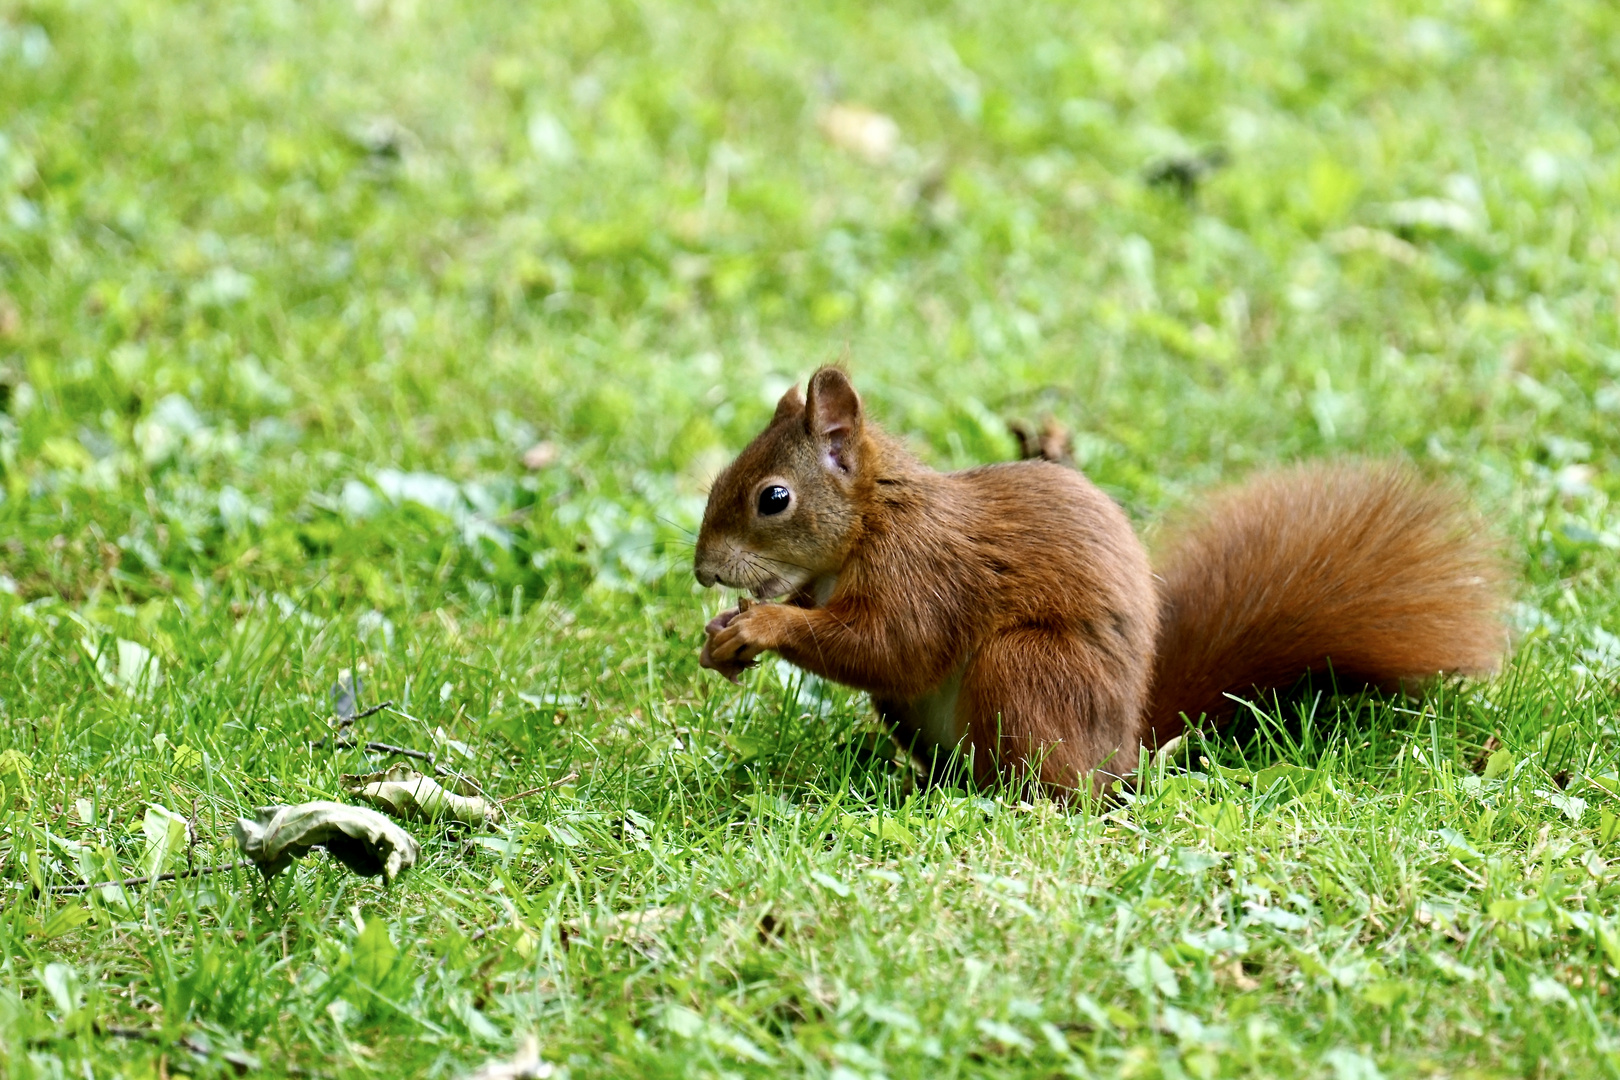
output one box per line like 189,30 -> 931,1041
2,0 -> 1620,1076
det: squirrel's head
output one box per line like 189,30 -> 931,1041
695,367 -> 865,599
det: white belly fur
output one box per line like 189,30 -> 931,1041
811,573 -> 839,607
907,666 -> 966,757
811,571 -> 965,761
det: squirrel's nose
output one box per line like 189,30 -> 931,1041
695,566 -> 717,588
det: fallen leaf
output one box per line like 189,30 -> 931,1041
341,766 -> 500,827
818,104 -> 900,165
463,1035 -> 555,1080
1383,196 -> 1478,234
221,1050 -> 262,1072
597,904 -> 685,943
1528,974 -> 1574,1007
810,870 -> 851,897
1536,788 -> 1587,824
40,962 -> 81,1016
1222,960 -> 1260,991
521,442 -> 558,470
233,801 -> 420,881
348,116 -> 417,161
87,638 -> 161,695
562,904 -> 686,964
142,804 -> 190,878
1326,226 -> 1422,265
374,468 -> 462,514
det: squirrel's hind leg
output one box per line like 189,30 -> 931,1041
960,628 -> 1147,799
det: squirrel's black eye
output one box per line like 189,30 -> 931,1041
757,485 -> 792,516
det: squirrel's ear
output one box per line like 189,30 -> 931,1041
805,367 -> 862,474
772,384 -> 805,423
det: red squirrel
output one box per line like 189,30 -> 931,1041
695,367 -> 1508,794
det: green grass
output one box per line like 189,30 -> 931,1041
3,0 -> 1620,1075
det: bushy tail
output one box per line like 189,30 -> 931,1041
1143,462 -> 1509,744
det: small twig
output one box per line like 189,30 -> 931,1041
49,861 -> 245,895
362,740 -> 434,764
186,798 -> 198,871
312,700 -> 397,745
338,699 -> 395,727
499,772 -> 579,804
313,732 -> 463,775
316,703 -> 493,796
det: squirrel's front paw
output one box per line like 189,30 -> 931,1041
702,603 -> 779,682
700,606 -> 754,682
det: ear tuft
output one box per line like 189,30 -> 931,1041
772,384 -> 805,423
805,367 -> 862,474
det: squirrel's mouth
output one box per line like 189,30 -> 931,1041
695,545 -> 808,601
750,579 -> 791,601
696,567 -> 791,600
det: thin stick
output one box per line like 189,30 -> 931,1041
361,740 -> 433,763
309,699 -> 395,747
49,861 -> 245,895
318,734 -> 490,796
338,699 -> 395,726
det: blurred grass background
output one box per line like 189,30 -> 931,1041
2,0 -> 1620,1076
4,0 -> 1617,599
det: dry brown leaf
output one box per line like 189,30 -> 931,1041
340,766 -> 500,827
1325,226 -> 1422,265
463,1035 -> 555,1080
1223,961 -> 1260,992
818,104 -> 900,165
566,904 -> 687,960
601,904 -> 685,941
232,801 -> 420,881
520,441 -> 558,470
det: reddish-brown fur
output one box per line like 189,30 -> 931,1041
696,369 -> 1508,795
1145,462 -> 1508,742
